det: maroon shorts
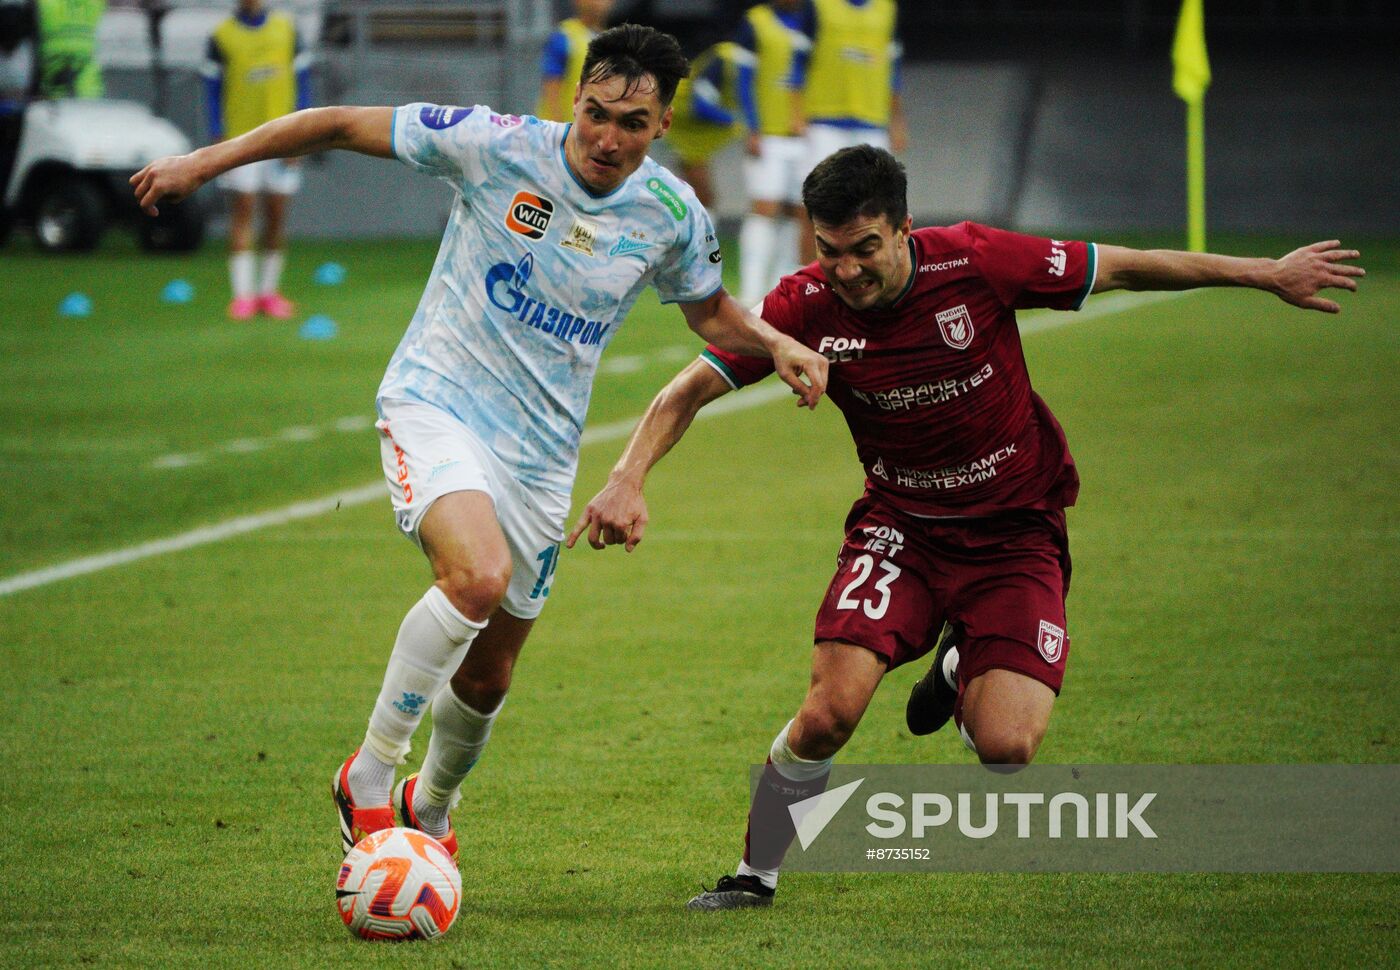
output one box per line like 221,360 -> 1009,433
812,492 -> 1072,694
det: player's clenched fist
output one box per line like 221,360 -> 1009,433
130,154 -> 207,216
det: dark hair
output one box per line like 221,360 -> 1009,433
802,145 -> 909,229
579,24 -> 690,108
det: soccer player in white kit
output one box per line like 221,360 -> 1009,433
131,24 -> 828,860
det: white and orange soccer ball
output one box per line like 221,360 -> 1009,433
336,827 -> 462,941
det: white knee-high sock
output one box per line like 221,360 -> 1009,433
351,587 -> 485,803
413,687 -> 503,833
229,251 -> 256,299
259,250 -> 285,295
739,213 -> 778,307
775,217 -> 801,276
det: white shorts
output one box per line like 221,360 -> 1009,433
376,398 -> 570,620
743,134 -> 807,205
800,123 -> 891,180
219,158 -> 302,196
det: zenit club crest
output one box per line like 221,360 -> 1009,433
936,304 -> 975,350
505,191 -> 555,240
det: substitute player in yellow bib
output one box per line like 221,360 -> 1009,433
202,0 -> 311,319
796,0 -> 905,261
664,40 -> 748,209
536,0 -> 612,122
734,0 -> 809,306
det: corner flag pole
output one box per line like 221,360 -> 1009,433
1172,0 -> 1211,252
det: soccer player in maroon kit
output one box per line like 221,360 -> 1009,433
567,145 -> 1364,909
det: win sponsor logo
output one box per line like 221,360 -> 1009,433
484,254 -> 611,346
505,191 -> 554,239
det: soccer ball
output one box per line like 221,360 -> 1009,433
336,827 -> 462,941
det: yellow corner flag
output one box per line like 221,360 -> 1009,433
1172,0 -> 1212,102
1172,0 -> 1210,251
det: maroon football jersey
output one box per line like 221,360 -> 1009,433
704,223 -> 1096,517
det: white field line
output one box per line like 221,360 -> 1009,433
149,347 -> 700,470
0,381 -> 793,598
1019,289 -> 1189,334
151,414 -> 377,470
0,292 -> 1192,598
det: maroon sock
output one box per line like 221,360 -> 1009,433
742,757 -> 832,872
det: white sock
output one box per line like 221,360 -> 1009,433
259,250 -> 285,296
739,213 -> 778,307
942,643 -> 960,691
960,720 -> 977,755
738,720 -> 832,890
413,688 -> 503,836
736,859 -> 777,887
775,217 -> 801,275
350,587 -> 485,804
229,251 -> 256,299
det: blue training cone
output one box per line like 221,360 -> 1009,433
313,262 -> 346,286
299,315 -> 338,341
161,279 -> 195,304
59,292 -> 92,317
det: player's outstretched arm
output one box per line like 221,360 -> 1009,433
678,290 -> 827,408
1093,241 -> 1364,313
130,106 -> 395,216
567,361 -> 733,553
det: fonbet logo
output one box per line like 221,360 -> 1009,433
484,253 -> 611,346
505,191 -> 554,239
818,335 -> 866,362
788,778 -> 1158,850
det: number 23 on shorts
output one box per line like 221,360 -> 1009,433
836,554 -> 902,620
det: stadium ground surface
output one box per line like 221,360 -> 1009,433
1,234 -> 1395,968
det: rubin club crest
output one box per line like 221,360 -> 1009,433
936,304 -> 975,350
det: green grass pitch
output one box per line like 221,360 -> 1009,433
0,233 -> 1395,968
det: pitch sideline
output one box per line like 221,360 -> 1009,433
0,290 -> 1189,598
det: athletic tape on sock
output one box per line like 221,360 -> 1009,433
769,719 -> 832,782
422,584 -> 487,642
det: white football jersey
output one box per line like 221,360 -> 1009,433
378,103 -> 724,494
